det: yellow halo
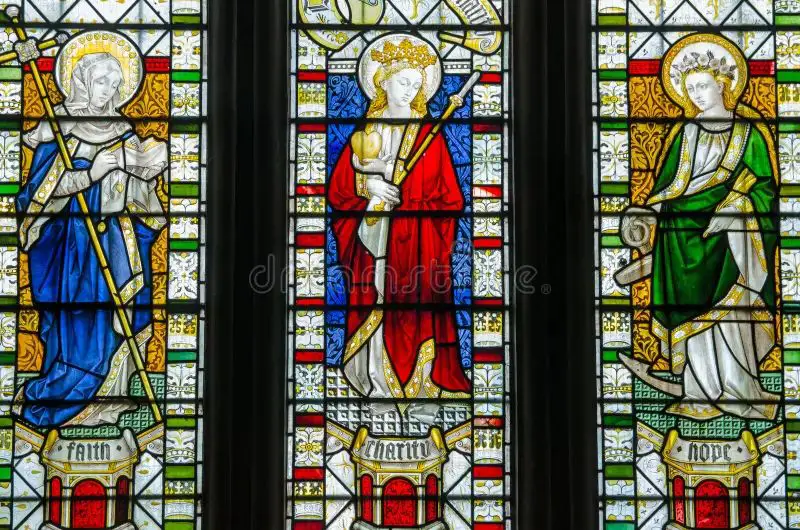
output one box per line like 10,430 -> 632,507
661,33 -> 748,113
55,30 -> 144,107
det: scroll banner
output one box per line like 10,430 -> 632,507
662,429 -> 759,473
350,427 -> 449,471
42,429 -> 140,472
298,0 -> 502,55
439,0 -> 503,55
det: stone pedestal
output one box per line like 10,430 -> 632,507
351,427 -> 450,529
664,523 -> 761,530
39,429 -> 139,529
662,429 -> 760,530
40,523 -> 138,530
353,522 -> 447,530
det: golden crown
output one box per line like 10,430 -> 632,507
370,38 -> 436,69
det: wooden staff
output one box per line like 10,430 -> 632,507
5,6 -> 162,423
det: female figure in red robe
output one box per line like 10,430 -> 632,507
328,34 -> 470,417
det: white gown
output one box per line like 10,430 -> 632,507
656,123 -> 779,421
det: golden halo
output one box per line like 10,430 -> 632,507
55,30 -> 144,107
661,33 -> 747,113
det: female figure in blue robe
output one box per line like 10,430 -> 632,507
13,52 -> 167,427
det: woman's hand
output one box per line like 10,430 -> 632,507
703,214 -> 736,238
89,149 -> 119,181
353,153 -> 395,179
366,178 -> 401,206
620,206 -> 657,253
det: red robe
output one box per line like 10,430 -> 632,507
328,124 -> 470,394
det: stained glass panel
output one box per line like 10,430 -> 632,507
0,1 -> 209,529
288,1 -> 511,529
592,1 -> 796,529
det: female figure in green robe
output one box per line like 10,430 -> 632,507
637,34 -> 779,420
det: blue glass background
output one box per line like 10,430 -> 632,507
325,74 -> 474,368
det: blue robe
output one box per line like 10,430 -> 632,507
16,135 -> 158,427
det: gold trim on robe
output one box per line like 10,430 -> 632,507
648,121 -> 750,205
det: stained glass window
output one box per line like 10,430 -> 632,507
0,1 -> 208,529
592,1 -> 798,528
288,1 -> 510,528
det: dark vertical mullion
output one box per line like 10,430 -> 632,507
236,0 -> 256,527
563,0 -> 597,526
206,0 -> 289,527
250,0 -> 289,529
205,0 -> 236,527
544,0 -> 568,520
512,0 -> 551,526
514,0 -> 595,527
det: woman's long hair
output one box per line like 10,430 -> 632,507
365,61 -> 428,121
680,68 -> 738,117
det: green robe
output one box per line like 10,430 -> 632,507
649,117 -> 777,332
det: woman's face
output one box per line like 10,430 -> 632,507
685,71 -> 724,112
382,68 -> 423,109
90,67 -> 122,109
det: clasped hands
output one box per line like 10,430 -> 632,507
352,153 -> 400,206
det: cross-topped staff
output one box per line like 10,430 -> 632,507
4,6 -> 162,423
